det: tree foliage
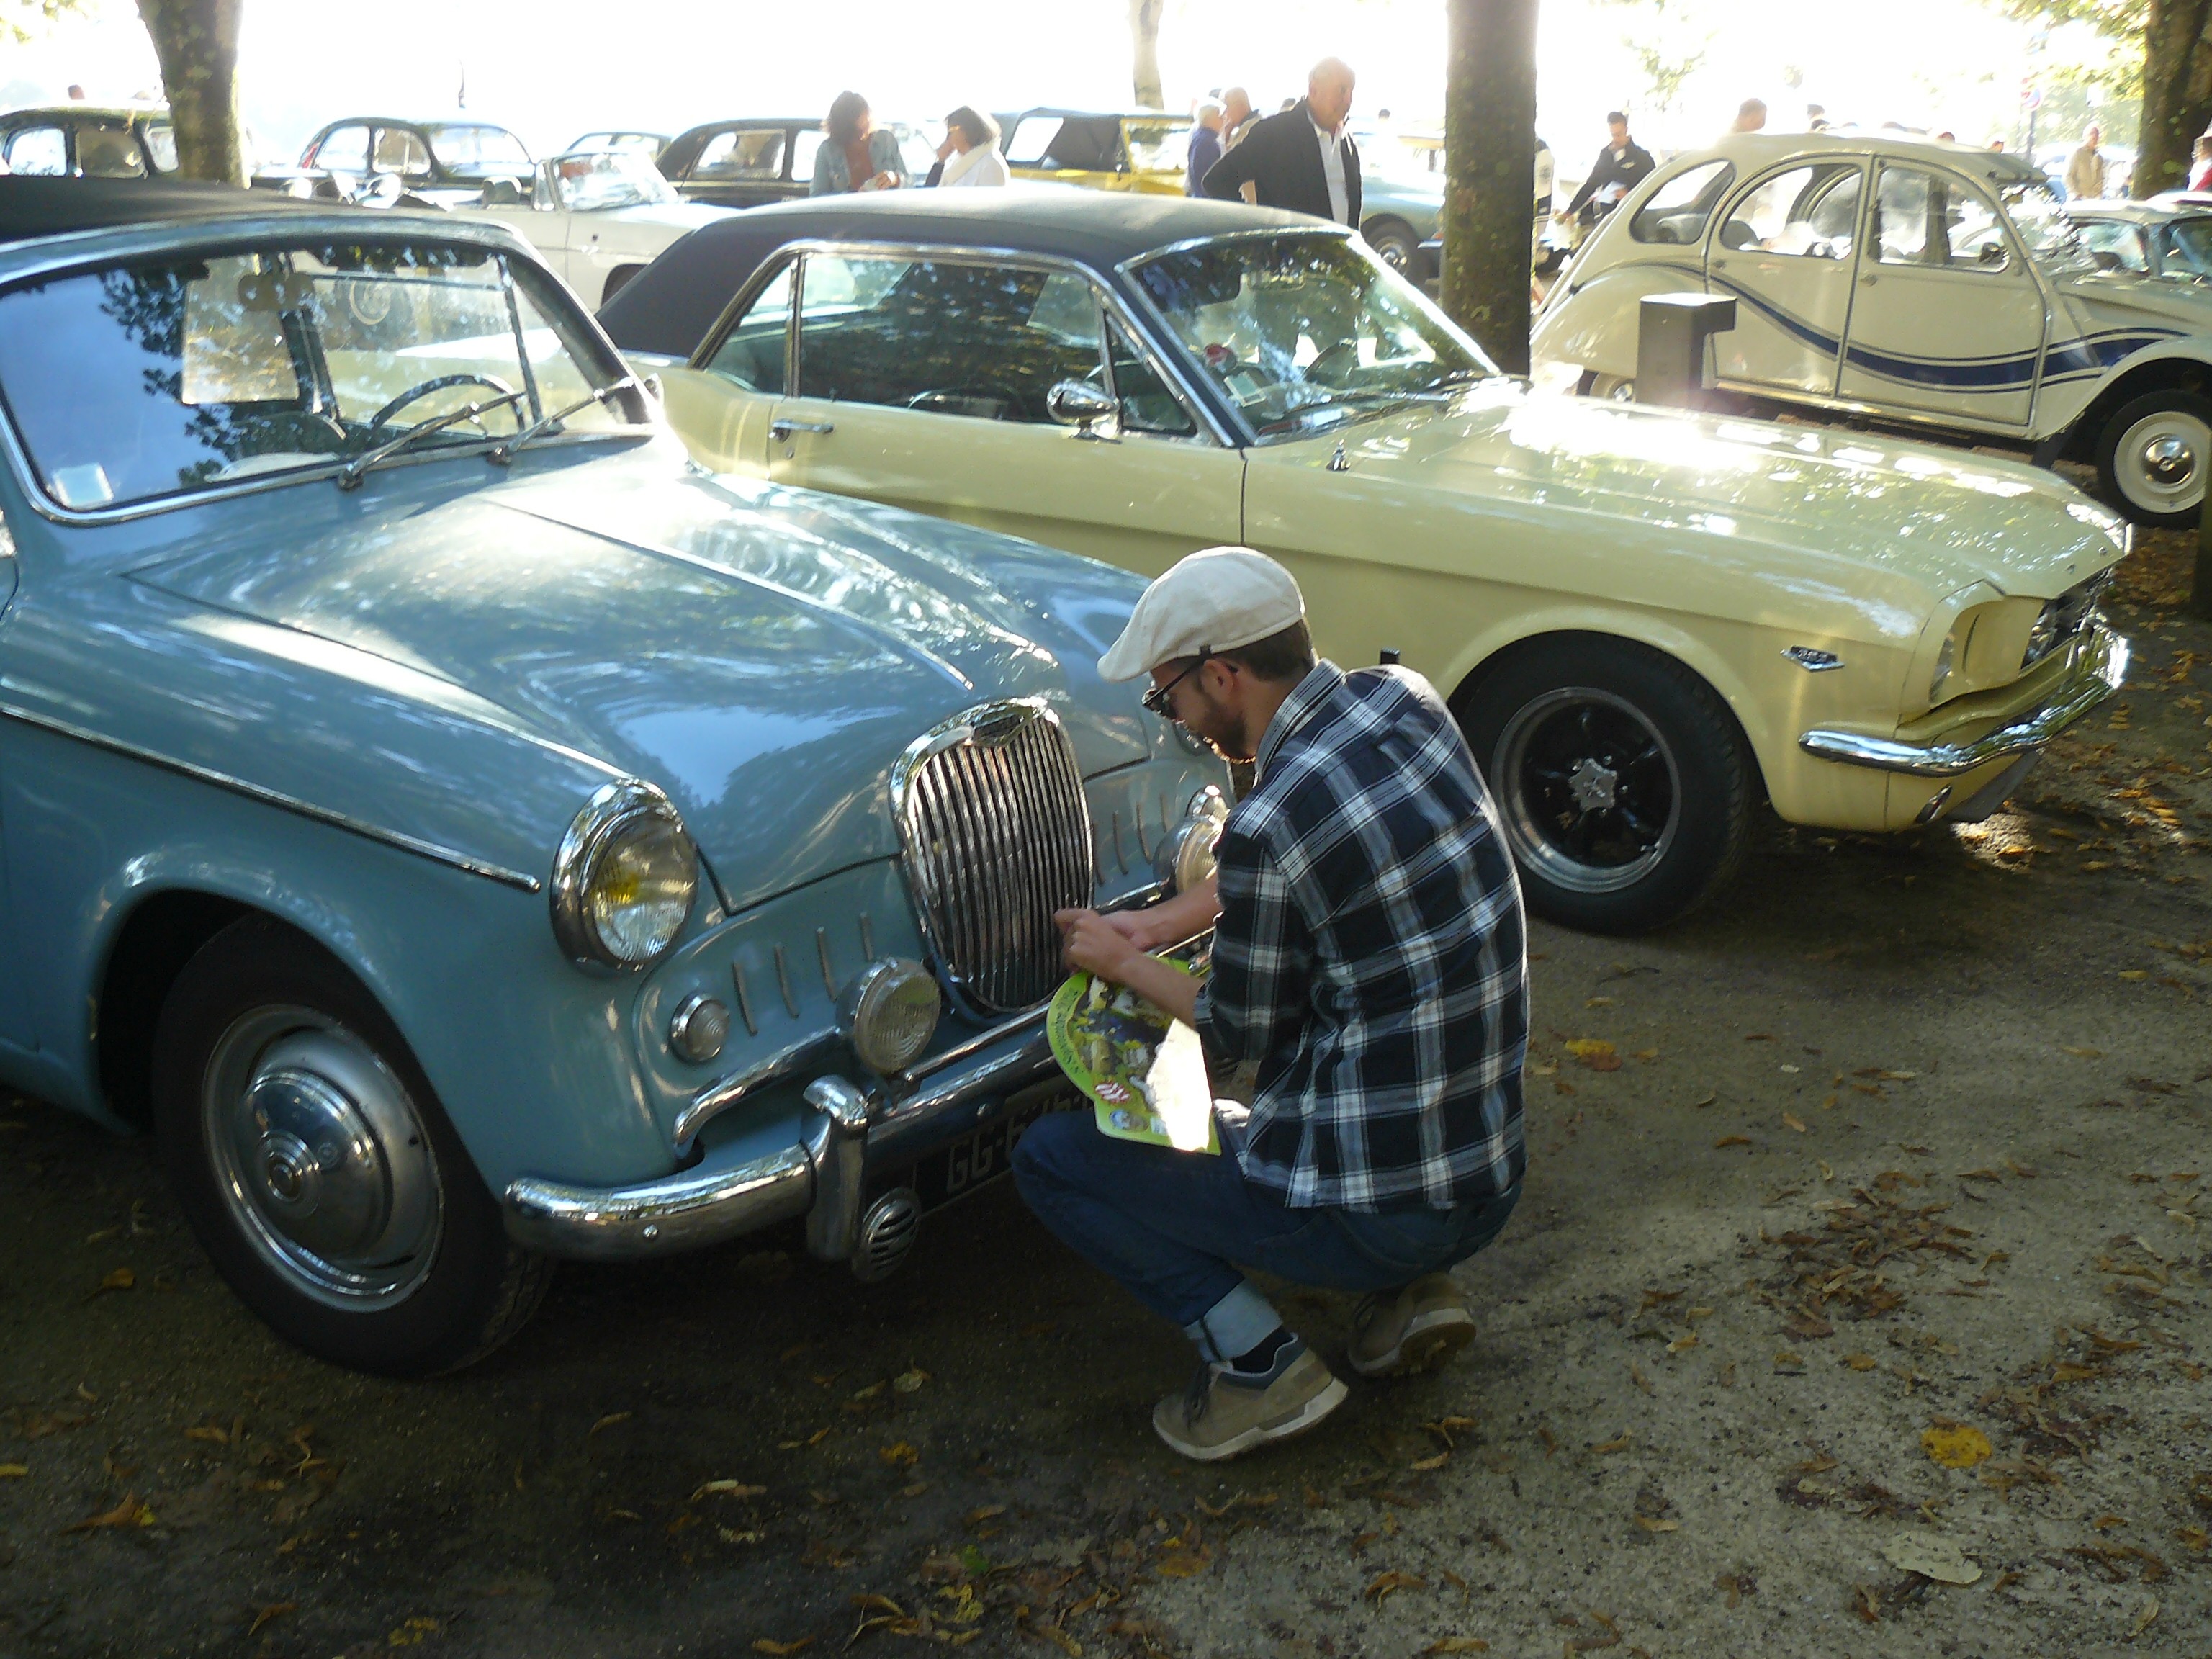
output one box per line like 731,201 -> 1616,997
5,0 -> 84,44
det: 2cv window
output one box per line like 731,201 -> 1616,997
1875,165 -> 2013,273
1629,161 -> 1733,246
1718,164 -> 1863,258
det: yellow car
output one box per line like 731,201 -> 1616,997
999,109 -> 1192,195
603,189 -> 2130,932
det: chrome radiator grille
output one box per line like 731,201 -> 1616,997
892,700 -> 1097,1013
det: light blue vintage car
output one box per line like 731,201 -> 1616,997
0,180 -> 1228,1375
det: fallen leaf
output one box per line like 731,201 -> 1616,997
62,1491 -> 152,1532
892,1368 -> 929,1394
1421,1642 -> 1490,1655
1666,1332 -> 1700,1354
1633,1516 -> 1680,1533
1631,1364 -> 1655,1395
1920,1422 -> 1993,1470
586,1412 -> 631,1437
752,1640 -> 814,1656
1714,1136 -> 1752,1149
1363,1569 -> 1426,1604
1566,1040 -> 1621,1072
1782,1113 -> 1808,1133
2062,1046 -> 2103,1058
878,1442 -> 919,1468
1592,1433 -> 1632,1454
0,1465 -> 25,1479
1410,1452 -> 1449,1471
2131,1597 -> 2159,1637
93,1268 -> 134,1294
1585,997 -> 1616,1008
963,1504 -> 1006,1526
691,1480 -> 767,1502
1882,1529 -> 1981,1585
1154,1550 -> 1208,1578
246,1603 -> 296,1637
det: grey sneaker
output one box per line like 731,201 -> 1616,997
1348,1273 -> 1475,1378
1151,1339 -> 1348,1462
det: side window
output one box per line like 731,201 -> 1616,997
696,128 -> 785,179
2079,220 -> 2150,274
1719,164 -> 1862,258
1876,166 -> 2010,271
313,125 -> 370,174
795,254 -> 1110,423
789,130 -> 824,181
3,126 -> 66,176
1108,320 -> 1197,436
1629,161 -> 1733,246
143,120 -> 177,173
374,127 -> 431,176
705,261 -> 794,393
1943,183 -> 2013,271
76,122 -> 145,178
1003,118 -> 1064,169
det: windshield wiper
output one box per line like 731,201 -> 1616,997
336,390 -> 529,491
489,375 -> 642,465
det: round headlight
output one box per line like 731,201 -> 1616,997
1154,786 -> 1230,895
839,958 -> 943,1074
551,779 -> 698,970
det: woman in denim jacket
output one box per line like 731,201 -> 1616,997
811,91 -> 908,196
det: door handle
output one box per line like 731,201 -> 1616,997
770,418 -> 835,441
1859,274 -> 1879,286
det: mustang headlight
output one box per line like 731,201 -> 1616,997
1928,628 -> 1958,705
1154,786 -> 1231,894
551,779 -> 697,970
839,958 -> 943,1074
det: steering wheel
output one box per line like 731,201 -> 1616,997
367,373 -> 520,433
1305,339 -> 1361,386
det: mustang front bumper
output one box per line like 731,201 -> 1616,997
500,1007 -> 1058,1264
1798,623 -> 2127,778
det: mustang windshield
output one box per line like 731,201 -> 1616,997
1129,233 -> 1499,441
553,150 -> 676,211
0,238 -> 646,511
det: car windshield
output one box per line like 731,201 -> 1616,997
0,237 -> 646,511
1998,181 -> 2098,274
553,150 -> 675,210
2167,217 -> 2212,278
1128,232 -> 1499,441
1125,120 -> 1190,174
423,123 -> 531,168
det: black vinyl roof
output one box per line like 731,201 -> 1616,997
0,176 -> 333,246
598,185 -> 1318,359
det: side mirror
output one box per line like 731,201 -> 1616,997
642,373 -> 664,402
1046,378 -> 1118,439
1977,241 -> 2008,267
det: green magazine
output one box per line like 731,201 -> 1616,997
1045,966 -> 1221,1154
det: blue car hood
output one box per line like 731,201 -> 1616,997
129,451 -> 1154,911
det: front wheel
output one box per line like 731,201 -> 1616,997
1456,639 -> 1753,932
1362,217 -> 1420,273
153,916 -> 552,1376
2094,390 -> 2212,527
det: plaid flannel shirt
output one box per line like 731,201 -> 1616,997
1195,661 -> 1527,1210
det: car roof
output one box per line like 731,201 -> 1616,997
314,116 -> 523,132
0,176 -> 333,246
1668,130 -> 2047,189
1004,108 -> 1189,123
598,185 -> 1321,360
670,118 -> 824,137
2067,199 -> 2185,222
1,104 -> 166,123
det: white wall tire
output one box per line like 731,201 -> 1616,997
2095,390 -> 2212,529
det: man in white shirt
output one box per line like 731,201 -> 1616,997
1200,57 -> 1362,230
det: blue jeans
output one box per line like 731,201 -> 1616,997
1011,1108 -> 1520,1363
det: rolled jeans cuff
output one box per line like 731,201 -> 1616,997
1182,1277 -> 1281,1364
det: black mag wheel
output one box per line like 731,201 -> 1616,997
1459,639 -> 1753,933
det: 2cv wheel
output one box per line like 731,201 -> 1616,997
2095,390 -> 2212,529
1456,638 -> 1753,934
153,916 -> 552,1376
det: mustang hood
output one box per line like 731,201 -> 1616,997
1336,386 -> 2122,608
129,453 -> 1154,910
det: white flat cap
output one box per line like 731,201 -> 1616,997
1098,546 -> 1306,683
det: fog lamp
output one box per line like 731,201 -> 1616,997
839,958 -> 943,1074
1154,786 -> 1230,895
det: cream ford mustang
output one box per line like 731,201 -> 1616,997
604,190 -> 2130,932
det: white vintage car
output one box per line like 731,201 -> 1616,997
457,150 -> 732,309
1532,132 -> 2212,526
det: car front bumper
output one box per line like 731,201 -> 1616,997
1797,623 -> 2128,778
499,1006 -> 1060,1264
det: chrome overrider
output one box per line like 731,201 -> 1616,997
1798,623 -> 2127,778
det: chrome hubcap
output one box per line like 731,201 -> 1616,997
2116,409 -> 2211,513
204,1010 -> 441,1309
1495,688 -> 1681,895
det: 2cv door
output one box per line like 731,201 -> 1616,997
1704,158 -> 1866,397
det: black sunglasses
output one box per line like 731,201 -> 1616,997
1141,651 -> 1215,720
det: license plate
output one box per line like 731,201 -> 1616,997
898,1080 -> 1081,1213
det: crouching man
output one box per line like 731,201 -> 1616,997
1012,547 -> 1528,1461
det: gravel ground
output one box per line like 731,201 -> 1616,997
2,532 -> 2208,1659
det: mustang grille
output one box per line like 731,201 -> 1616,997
2023,570 -> 2113,671
893,700 -> 1097,1013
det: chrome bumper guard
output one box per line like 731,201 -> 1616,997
500,1017 -> 1058,1262
1798,624 -> 2127,778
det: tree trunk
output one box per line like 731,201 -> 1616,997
1442,0 -> 1541,373
134,0 -> 245,184
1128,0 -> 1166,110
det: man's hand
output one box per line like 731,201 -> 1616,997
1056,909 -> 1145,981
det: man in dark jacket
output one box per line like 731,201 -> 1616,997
1200,57 -> 1359,227
1558,110 -> 1655,230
